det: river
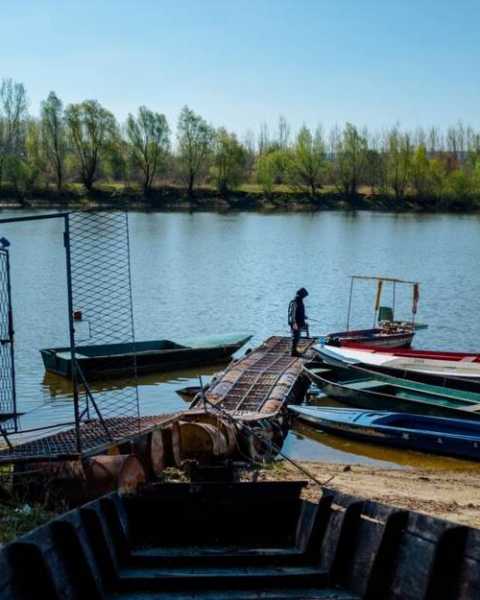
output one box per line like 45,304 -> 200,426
1,209 -> 479,469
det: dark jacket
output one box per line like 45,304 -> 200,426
288,296 -> 306,328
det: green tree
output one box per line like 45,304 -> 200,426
126,106 -> 170,194
411,144 -> 431,197
445,169 -> 475,203
65,100 -> 117,191
211,127 -> 247,194
256,149 -> 289,196
386,129 -> 413,200
333,123 -> 367,197
104,138 -> 129,182
177,106 -> 213,197
363,149 -> 385,195
285,126 -> 325,196
41,91 -> 66,191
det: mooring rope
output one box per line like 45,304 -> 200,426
196,378 -> 336,488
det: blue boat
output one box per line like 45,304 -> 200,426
289,405 -> 480,461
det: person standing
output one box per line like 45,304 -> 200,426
288,288 -> 309,356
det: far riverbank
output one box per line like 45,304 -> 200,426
1,183 -> 479,213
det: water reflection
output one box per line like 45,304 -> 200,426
285,388 -> 480,470
285,422 -> 480,471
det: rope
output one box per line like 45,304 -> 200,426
196,379 -> 336,488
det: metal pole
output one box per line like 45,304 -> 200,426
124,211 -> 140,425
393,282 -> 396,321
346,277 -> 354,330
5,248 -> 18,432
64,215 -> 82,455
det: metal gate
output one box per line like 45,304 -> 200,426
0,242 -> 18,432
0,211 -> 142,464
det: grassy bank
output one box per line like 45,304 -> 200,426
1,182 -> 479,213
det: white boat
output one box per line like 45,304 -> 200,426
314,344 -> 480,379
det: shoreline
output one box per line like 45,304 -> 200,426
1,186 -> 479,214
263,460 -> 480,528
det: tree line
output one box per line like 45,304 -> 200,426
1,77 -> 480,206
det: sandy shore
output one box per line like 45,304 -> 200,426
262,461 -> 480,528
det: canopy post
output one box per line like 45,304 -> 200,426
393,281 -> 396,320
346,277 -> 354,330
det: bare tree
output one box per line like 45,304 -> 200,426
277,115 -> 291,149
258,122 -> 270,155
0,78 -> 28,187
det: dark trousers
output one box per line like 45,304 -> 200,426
291,328 -> 301,356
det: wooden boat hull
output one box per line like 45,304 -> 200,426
304,364 -> 480,421
4,481 -> 480,599
325,328 -> 414,349
290,406 -> 480,461
40,333 -> 252,379
316,344 -> 480,379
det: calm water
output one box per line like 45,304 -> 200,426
1,209 -> 480,468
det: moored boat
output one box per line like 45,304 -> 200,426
324,326 -> 414,348
40,332 -> 252,379
323,275 -> 423,349
315,344 -> 480,393
289,405 -> 480,461
303,363 -> 480,420
316,344 -> 480,379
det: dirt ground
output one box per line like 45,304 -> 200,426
261,460 -> 480,528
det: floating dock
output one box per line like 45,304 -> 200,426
195,336 -> 315,419
0,414 -> 179,464
0,336 -> 314,466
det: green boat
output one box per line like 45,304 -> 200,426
304,363 -> 480,420
40,333 -> 252,379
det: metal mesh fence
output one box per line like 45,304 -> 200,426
68,211 -> 140,442
0,248 -> 17,431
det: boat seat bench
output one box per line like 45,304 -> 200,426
347,379 -> 386,391
2,482 -> 480,599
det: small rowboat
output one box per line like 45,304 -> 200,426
316,344 -> 480,379
315,345 -> 480,393
40,333 -> 252,379
324,326 -> 414,349
289,405 -> 480,461
303,363 -> 480,421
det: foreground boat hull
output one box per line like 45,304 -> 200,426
290,406 -> 480,461
41,333 -> 252,379
4,481 -> 480,599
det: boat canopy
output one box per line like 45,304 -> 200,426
346,274 -> 421,330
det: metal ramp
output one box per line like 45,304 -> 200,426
204,336 -> 315,417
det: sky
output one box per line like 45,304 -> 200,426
1,0 -> 480,137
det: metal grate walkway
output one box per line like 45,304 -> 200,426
0,414 -> 178,464
205,336 -> 314,417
